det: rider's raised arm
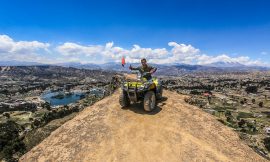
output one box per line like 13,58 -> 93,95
149,65 -> 157,74
129,65 -> 140,70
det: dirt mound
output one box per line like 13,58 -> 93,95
20,90 -> 267,162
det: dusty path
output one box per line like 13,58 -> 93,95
20,90 -> 267,162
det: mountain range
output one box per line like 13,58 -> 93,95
0,60 -> 269,75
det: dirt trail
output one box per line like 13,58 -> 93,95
20,90 -> 267,162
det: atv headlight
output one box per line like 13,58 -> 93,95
122,82 -> 128,90
138,84 -> 145,91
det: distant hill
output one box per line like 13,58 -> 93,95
0,65 -> 115,82
0,61 -> 44,66
57,62 -> 102,70
1,61 -> 269,75
205,61 -> 245,68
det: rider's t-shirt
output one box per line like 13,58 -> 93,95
130,65 -> 157,80
131,65 -> 156,74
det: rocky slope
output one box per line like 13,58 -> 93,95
20,90 -> 267,162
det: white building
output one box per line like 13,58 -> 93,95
265,127 -> 270,134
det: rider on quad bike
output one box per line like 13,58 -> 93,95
119,58 -> 163,112
129,58 -> 157,79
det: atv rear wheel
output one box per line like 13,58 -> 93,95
143,91 -> 156,112
119,91 -> 130,108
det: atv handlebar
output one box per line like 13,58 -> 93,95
130,69 -> 151,74
142,72 -> 151,75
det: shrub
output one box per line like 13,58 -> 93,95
245,86 -> 258,94
42,102 -> 51,110
33,119 -> 41,127
264,137 -> 270,151
190,90 -> 201,95
0,121 -> 26,161
252,99 -> 255,104
238,119 -> 246,128
237,112 -> 253,118
217,119 -> 226,125
225,110 -> 232,117
259,102 -> 263,108
3,113 -> 10,119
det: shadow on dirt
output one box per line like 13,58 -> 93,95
159,96 -> 168,102
124,96 -> 168,115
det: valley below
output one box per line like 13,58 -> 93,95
0,65 -> 270,162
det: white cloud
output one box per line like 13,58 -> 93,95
0,34 -> 50,61
129,45 -> 168,59
0,35 -> 14,53
197,54 -> 250,65
56,42 -> 103,57
153,42 -> 200,64
55,41 -> 268,66
12,41 -> 50,54
0,34 -> 268,66
196,54 -> 268,66
56,42 -> 169,63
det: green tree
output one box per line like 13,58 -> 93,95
0,121 -> 26,161
264,137 -> 270,151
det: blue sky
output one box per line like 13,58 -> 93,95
0,0 -> 269,65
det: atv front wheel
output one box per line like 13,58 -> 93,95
119,91 -> 130,108
143,91 -> 156,112
156,86 -> 163,100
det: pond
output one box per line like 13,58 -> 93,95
41,91 -> 85,106
41,88 -> 106,106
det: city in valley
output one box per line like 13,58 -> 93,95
1,65 -> 270,161
0,66 -> 119,160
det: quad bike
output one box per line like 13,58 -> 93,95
119,70 -> 163,111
